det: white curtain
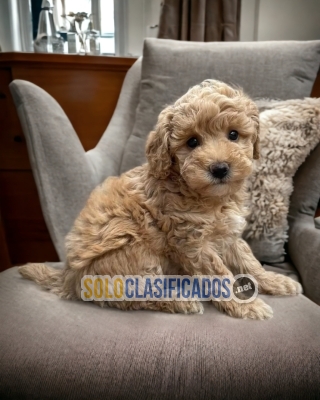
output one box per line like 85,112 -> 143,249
0,0 -> 33,52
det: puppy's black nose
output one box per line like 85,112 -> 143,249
210,162 -> 230,179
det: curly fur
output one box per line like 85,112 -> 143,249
19,80 -> 302,320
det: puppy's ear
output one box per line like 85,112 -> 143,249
146,107 -> 174,179
253,132 -> 260,159
252,112 -> 260,160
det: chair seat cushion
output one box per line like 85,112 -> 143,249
0,266 -> 320,399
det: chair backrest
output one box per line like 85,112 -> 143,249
87,58 -> 142,182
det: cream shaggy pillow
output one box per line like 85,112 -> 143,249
244,98 -> 320,263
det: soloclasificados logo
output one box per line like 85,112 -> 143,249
81,274 -> 258,303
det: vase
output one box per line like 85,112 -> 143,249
86,30 -> 100,55
34,0 -> 64,53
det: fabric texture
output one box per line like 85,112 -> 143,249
244,98 -> 320,263
287,127 -> 320,305
120,38 -> 320,173
288,214 -> 320,305
158,0 -> 241,41
0,266 -> 320,400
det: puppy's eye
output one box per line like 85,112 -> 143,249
228,130 -> 239,141
187,137 -> 200,149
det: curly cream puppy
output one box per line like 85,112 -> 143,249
20,80 -> 302,319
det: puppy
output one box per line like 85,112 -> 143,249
20,80 -> 302,319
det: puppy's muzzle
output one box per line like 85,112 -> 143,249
209,162 -> 230,180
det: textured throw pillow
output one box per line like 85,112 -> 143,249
244,98 -> 320,263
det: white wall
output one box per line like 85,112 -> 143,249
126,0 -> 145,56
240,0 -> 257,41
125,0 -> 161,57
258,0 -> 320,41
144,0 -> 162,38
240,0 -> 320,41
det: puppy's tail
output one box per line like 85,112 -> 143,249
19,263 -> 63,291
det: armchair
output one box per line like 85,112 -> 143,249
1,39 -> 320,399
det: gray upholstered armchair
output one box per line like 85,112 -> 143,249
1,39 -> 320,399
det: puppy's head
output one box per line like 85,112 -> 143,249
146,80 -> 259,197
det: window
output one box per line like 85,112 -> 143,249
99,0 -> 115,54
54,0 -> 115,54
54,0 -> 92,31
50,0 -> 161,56
63,0 -> 92,14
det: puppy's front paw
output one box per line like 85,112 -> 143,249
258,272 -> 303,296
178,300 -> 204,315
238,298 -> 274,320
214,298 -> 273,320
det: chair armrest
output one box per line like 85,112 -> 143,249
288,214 -> 320,305
9,80 -> 96,260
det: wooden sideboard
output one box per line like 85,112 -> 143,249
0,52 -> 136,270
0,52 -> 319,270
